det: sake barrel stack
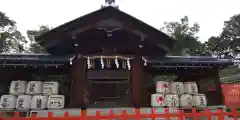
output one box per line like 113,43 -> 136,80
47,95 -> 65,109
193,94 -> 207,108
151,94 -> 165,107
9,80 -> 27,95
165,94 -> 179,107
165,95 -> 180,120
170,82 -> 184,95
184,82 -> 198,94
31,95 -> 48,110
42,82 -> 59,95
151,81 -> 170,107
26,81 -> 43,95
0,95 -> 17,110
180,94 -> 193,108
16,95 -> 32,110
156,81 -> 170,94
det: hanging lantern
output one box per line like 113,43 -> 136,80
122,60 -> 127,69
115,56 -> 119,68
106,59 -> 111,68
100,56 -> 104,69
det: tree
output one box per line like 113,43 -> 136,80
220,14 -> 240,57
201,36 -> 224,57
161,16 -> 202,56
27,25 -> 51,53
203,14 -> 240,58
0,11 -> 27,53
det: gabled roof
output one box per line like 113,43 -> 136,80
36,6 -> 175,55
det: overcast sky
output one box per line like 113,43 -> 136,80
1,0 -> 240,42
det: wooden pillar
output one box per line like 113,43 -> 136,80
69,54 -> 87,108
131,56 -> 148,107
213,69 -> 224,105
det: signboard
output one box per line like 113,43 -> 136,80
221,84 -> 240,108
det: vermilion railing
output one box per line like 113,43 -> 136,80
1,108 -> 240,120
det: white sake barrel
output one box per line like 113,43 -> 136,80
0,95 -> 16,110
16,95 -> 31,110
184,82 -> 198,94
193,94 -> 207,108
26,81 -> 43,95
42,82 -> 59,95
156,81 -> 170,93
165,94 -> 179,107
180,94 -> 193,108
151,93 -> 165,107
170,82 -> 184,94
31,95 -> 48,110
9,80 -> 27,95
47,95 -> 65,109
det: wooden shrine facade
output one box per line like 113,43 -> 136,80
18,6 -> 234,109
0,54 -> 233,108
33,6 -> 177,109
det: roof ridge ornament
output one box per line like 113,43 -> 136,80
101,0 -> 119,9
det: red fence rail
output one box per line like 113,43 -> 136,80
1,108 -> 240,120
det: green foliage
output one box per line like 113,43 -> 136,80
161,16 -> 202,56
0,11 -> 51,53
0,11 -> 27,53
27,25 -> 51,53
204,14 -> 240,58
201,36 -> 224,58
221,14 -> 240,52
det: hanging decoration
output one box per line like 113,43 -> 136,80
100,56 -> 104,69
83,55 -> 140,70
115,56 -> 119,68
127,58 -> 131,70
82,55 -> 149,70
0,55 -> 149,70
69,56 -> 75,65
142,57 -> 147,66
87,57 -> 91,69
